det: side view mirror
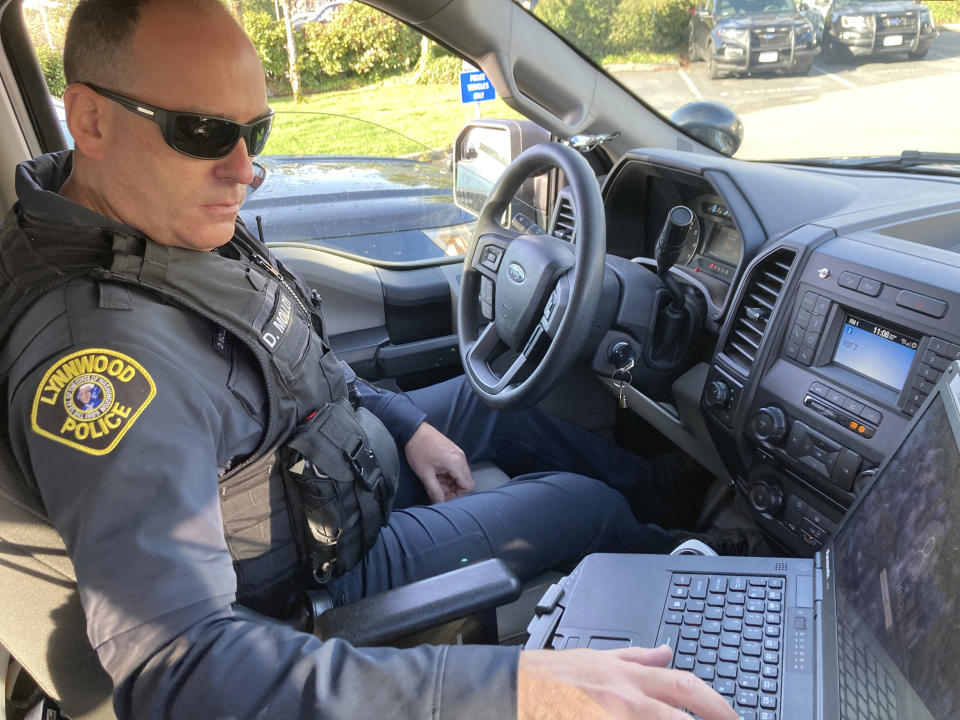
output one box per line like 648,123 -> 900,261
248,161 -> 267,197
670,100 -> 744,156
453,119 -> 551,222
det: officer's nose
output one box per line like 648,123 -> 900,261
216,138 -> 255,187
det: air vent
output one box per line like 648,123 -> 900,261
721,248 -> 796,375
552,194 -> 576,242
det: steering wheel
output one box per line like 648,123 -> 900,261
457,142 -> 606,410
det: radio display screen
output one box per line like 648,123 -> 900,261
832,314 -> 919,391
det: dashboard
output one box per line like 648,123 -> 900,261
601,161 -> 746,321
578,148 -> 960,557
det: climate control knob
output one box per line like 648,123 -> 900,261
750,406 -> 787,444
748,481 -> 785,516
705,380 -> 731,409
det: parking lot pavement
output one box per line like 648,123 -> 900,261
612,28 -> 960,159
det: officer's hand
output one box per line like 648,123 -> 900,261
518,645 -> 738,720
404,422 -> 474,503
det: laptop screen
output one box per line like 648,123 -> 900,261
832,366 -> 960,719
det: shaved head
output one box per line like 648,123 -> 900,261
60,0 -> 269,250
63,0 -> 238,89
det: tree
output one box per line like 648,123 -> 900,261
278,0 -> 301,102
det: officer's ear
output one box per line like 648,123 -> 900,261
62,83 -> 111,160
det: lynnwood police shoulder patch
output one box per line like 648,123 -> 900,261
31,348 -> 156,456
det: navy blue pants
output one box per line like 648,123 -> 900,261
329,377 -> 675,602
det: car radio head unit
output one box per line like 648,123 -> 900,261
831,313 -> 921,392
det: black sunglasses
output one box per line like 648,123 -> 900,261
84,83 -> 274,160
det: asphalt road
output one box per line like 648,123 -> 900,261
613,26 -> 960,159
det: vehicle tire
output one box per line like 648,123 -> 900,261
907,46 -> 929,60
689,31 -> 701,61
705,41 -> 721,79
823,36 -> 844,64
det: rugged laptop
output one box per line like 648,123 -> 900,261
526,361 -> 960,720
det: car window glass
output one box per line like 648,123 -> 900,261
21,1 -> 527,265
519,0 -> 953,162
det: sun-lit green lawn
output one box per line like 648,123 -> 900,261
264,79 -> 525,158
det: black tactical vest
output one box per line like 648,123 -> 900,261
0,205 -> 396,616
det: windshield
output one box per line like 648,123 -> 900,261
521,0 -> 955,162
719,0 -> 797,17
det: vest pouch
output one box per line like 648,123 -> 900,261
281,399 -> 398,581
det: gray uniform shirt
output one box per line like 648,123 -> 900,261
1,154 -> 519,719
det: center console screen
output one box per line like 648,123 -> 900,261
832,314 -> 919,391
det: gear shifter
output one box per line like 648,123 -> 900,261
645,205 -> 702,374
655,205 -> 695,309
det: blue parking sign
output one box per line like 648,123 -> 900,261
460,71 -> 496,103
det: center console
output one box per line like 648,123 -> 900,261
702,228 -> 959,555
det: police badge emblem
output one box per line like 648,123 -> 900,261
31,348 -> 156,456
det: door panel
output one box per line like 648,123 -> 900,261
275,245 -> 464,388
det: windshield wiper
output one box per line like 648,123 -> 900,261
782,151 -> 960,176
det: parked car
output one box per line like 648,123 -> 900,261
821,0 -> 937,63
689,0 -> 820,78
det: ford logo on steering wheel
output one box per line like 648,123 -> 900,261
507,262 -> 526,284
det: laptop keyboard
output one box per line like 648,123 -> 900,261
657,573 -> 785,720
837,618 -> 898,720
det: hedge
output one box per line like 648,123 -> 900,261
535,0 -> 620,60
36,44 -> 66,97
930,1 -> 960,25
245,4 -> 425,95
535,0 -> 692,61
609,0 -> 692,54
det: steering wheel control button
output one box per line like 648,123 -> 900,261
480,245 -> 504,272
838,271 -> 861,290
895,289 -> 947,318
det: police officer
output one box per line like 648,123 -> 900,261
0,1 -> 738,718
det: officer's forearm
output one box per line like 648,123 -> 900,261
113,610 -> 520,719
353,377 -> 427,447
